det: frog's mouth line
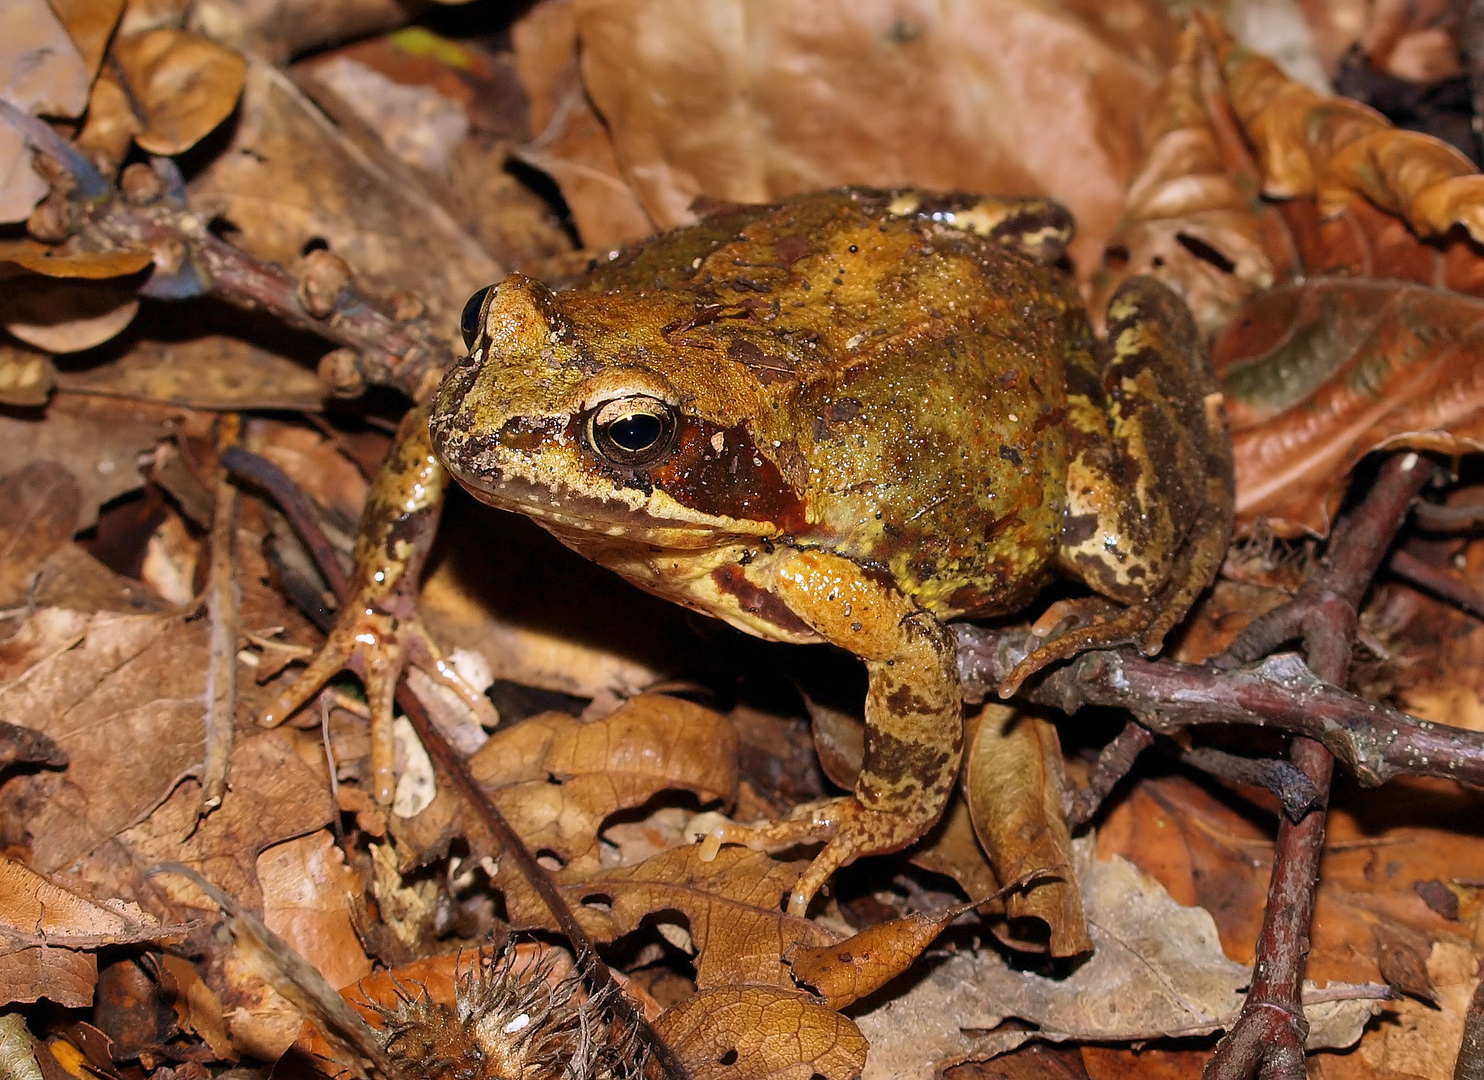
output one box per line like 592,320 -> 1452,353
446,463 -> 777,549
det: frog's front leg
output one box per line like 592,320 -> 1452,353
699,549 -> 963,916
1005,276 -> 1235,694
259,401 -> 490,803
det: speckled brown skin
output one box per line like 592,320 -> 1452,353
431,188 -> 1234,914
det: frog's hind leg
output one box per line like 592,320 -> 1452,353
1000,277 -> 1235,696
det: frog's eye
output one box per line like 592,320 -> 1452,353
460,285 -> 494,350
584,395 -> 678,467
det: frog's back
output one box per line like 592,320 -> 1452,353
580,189 -> 1086,618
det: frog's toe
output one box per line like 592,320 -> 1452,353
699,798 -> 927,916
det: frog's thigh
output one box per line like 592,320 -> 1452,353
1060,276 -> 1226,607
769,549 -> 963,827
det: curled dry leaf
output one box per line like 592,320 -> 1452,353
853,842 -> 1385,1080
1207,12 -> 1484,244
74,69 -> 141,177
1090,20 -> 1276,338
0,278 -> 140,353
1215,278 -> 1484,534
964,704 -> 1089,958
112,30 -> 247,155
653,986 -> 868,1080
789,906 -> 966,1011
0,858 -> 170,1007
393,694 -> 737,872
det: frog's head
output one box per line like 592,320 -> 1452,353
430,273 -> 806,549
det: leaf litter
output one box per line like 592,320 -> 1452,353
3,3 -> 1484,1080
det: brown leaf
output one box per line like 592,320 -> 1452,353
0,858 -> 169,1007
0,279 -> 140,353
0,461 -> 82,608
510,845 -> 839,990
0,0 -> 91,117
48,0 -> 126,81
1373,921 -> 1439,1005
0,721 -> 67,770
0,238 -> 153,279
54,336 -> 327,411
789,907 -> 964,1010
257,831 -> 373,994
1090,20 -> 1276,338
394,694 -> 736,871
112,30 -> 247,156
1215,279 -> 1484,535
965,705 -> 1089,957
73,69 -> 142,177
1208,12 -> 1484,244
510,0 -> 655,251
654,985 -> 868,1080
0,610 -> 208,872
187,59 -> 500,336
542,0 -> 1174,273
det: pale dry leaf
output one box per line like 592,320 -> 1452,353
854,841 -> 1386,1080
0,279 -> 140,353
1358,938 -> 1477,1079
257,830 -> 374,993
0,126 -> 51,224
0,0 -> 91,116
394,694 -> 736,871
112,29 -> 247,155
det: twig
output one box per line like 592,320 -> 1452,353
1390,548 -> 1484,621
1178,747 -> 1322,820
1457,961 -> 1484,1080
1202,453 -> 1434,1080
243,455 -> 690,1080
1069,722 -> 1152,827
198,415 -> 242,816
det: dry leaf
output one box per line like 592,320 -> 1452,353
0,279 -> 140,353
257,831 -> 373,994
187,59 -> 499,338
0,0 -> 91,117
965,705 -> 1089,957
73,69 -> 141,176
112,30 -> 247,155
0,342 -> 55,407
0,239 -> 154,279
854,841 -> 1385,1080
0,858 -> 168,1007
533,0 -> 1173,273
654,986 -> 868,1080
789,906 -> 965,1010
0,461 -> 81,607
1090,20 -> 1276,338
1215,278 -> 1484,535
508,845 -> 839,991
48,0 -> 127,80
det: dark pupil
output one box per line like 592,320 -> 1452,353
607,412 -> 662,451
460,285 -> 492,349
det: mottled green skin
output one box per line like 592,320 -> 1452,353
433,189 -> 1089,627
430,188 -> 1233,914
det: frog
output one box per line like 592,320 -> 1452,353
260,187 -> 1233,917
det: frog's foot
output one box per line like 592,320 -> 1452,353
259,605 -> 492,804
1000,493 -> 1232,697
698,797 -> 926,916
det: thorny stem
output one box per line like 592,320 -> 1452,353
238,455 -> 691,1080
